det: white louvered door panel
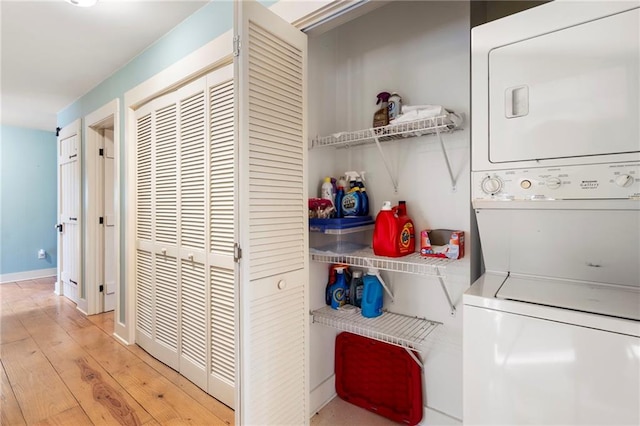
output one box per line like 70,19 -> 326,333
208,65 -> 236,409
235,2 -> 308,424
136,113 -> 152,242
178,79 -> 209,389
153,254 -> 179,368
135,249 -> 154,344
154,104 -> 178,245
135,95 -> 181,366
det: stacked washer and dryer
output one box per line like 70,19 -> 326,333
465,1 -> 640,424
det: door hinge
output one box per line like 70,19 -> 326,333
99,217 -> 104,224
56,223 -> 63,233
234,243 -> 242,263
233,35 -> 241,57
56,127 -> 61,137
99,148 -> 104,156
99,285 -> 104,292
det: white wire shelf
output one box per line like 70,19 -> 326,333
310,115 -> 461,149
310,247 -> 454,277
311,305 -> 440,351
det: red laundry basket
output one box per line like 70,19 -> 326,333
335,332 -> 423,425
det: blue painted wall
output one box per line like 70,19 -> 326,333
0,125 -> 57,275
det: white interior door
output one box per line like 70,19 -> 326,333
103,128 -> 117,312
57,120 -> 81,303
235,1 -> 308,424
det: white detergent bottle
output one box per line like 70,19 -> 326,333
321,176 -> 334,206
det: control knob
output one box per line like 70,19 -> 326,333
614,174 -> 634,188
481,176 -> 503,195
545,177 -> 561,190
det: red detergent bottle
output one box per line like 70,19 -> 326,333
373,201 -> 415,257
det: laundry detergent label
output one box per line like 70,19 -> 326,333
399,222 -> 414,253
341,193 -> 359,216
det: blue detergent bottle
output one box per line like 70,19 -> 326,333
356,175 -> 369,216
361,268 -> 383,318
335,186 -> 345,218
330,266 -> 348,309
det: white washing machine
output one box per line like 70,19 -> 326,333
466,1 -> 640,424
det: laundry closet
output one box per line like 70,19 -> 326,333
305,2 -> 471,422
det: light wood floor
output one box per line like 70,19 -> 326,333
1,278 -> 398,426
0,277 -> 234,425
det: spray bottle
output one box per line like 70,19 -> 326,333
373,92 -> 391,128
342,171 -> 363,216
356,171 -> 369,216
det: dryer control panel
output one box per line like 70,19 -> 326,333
472,163 -> 640,201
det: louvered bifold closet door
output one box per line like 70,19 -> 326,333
177,78 -> 209,390
135,108 -> 155,349
207,64 -> 236,409
135,95 -> 181,369
235,2 -> 308,424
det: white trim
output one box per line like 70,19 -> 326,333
1,268 -> 57,284
84,99 -> 120,316
112,330 -> 132,346
423,406 -> 462,425
309,374 -> 336,417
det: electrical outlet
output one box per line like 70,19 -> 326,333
38,249 -> 46,259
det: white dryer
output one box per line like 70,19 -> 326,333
466,1 -> 640,424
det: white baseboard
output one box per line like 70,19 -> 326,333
421,406 -> 462,426
309,374 -> 336,418
0,268 -> 56,284
113,327 -> 132,346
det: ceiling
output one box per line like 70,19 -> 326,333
1,0 -> 209,131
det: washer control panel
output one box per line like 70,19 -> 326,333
473,163 -> 640,200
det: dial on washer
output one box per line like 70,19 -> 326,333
481,176 -> 503,194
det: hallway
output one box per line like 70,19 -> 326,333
0,277 -> 233,425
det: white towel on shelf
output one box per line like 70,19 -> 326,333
391,105 -> 446,124
390,105 -> 463,130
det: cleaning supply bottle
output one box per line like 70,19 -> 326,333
355,172 -> 369,216
335,186 -> 345,218
373,92 -> 391,128
349,270 -> 364,307
388,92 -> 403,121
329,266 -> 348,309
361,268 -> 383,318
372,201 -> 398,256
344,171 -> 361,190
321,177 -> 334,206
372,201 -> 416,257
341,187 -> 362,216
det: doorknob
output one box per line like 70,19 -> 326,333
277,280 -> 286,290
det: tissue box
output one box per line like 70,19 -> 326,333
420,229 -> 464,259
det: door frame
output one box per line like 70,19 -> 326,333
83,99 -> 120,316
56,119 -> 82,300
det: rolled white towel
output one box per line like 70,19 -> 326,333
391,105 -> 447,124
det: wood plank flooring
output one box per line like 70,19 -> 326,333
0,277 -> 234,425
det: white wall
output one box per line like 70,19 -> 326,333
307,1 -> 471,421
